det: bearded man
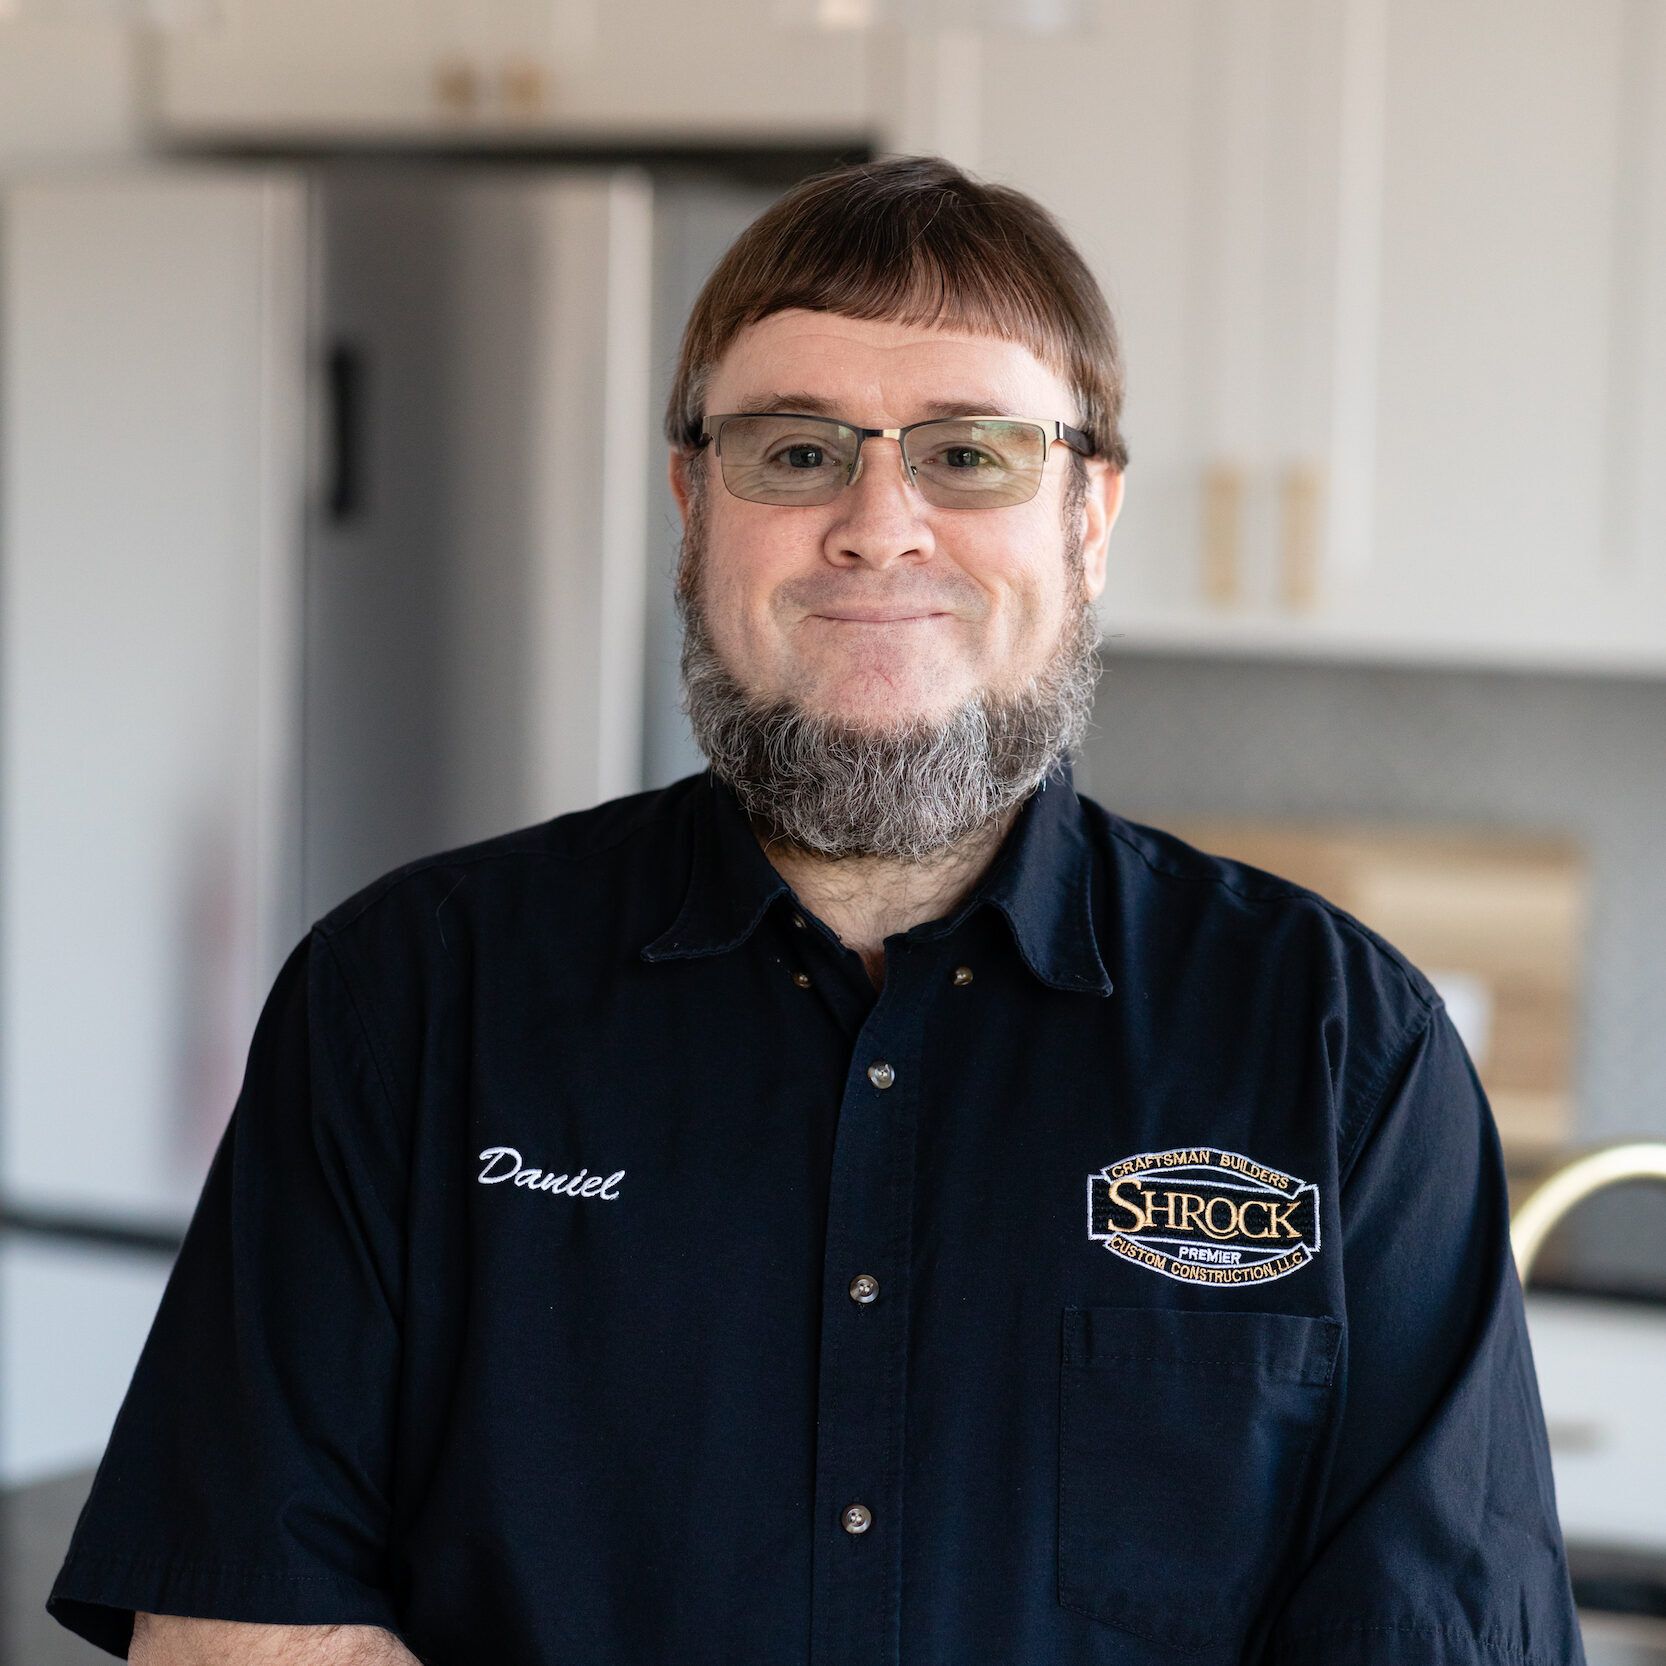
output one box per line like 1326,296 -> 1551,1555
51,154 -> 1583,1666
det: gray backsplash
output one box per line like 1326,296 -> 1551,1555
1074,649 -> 1666,1151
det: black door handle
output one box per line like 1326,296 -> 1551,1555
324,339 -> 368,523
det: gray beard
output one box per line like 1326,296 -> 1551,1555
672,476 -> 1103,862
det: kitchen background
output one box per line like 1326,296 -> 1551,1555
1,1 -> 1664,1660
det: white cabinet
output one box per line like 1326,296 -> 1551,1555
942,0 -> 1666,674
874,2 -> 1209,641
1525,1291 -> 1666,1556
152,0 -> 872,140
1299,0 -> 1666,673
880,1 -> 1371,649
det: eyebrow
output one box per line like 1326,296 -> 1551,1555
727,391 -> 1023,422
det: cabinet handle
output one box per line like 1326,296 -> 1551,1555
1201,461 -> 1245,606
433,53 -> 481,119
1280,460 -> 1324,612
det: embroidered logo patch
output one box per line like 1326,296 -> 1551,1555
1086,1146 -> 1320,1285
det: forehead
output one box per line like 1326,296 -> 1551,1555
706,309 -> 1074,424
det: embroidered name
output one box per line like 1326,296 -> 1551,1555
477,1145 -> 624,1199
1085,1146 -> 1320,1285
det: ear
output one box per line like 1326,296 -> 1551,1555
668,448 -> 693,525
1079,461 -> 1124,602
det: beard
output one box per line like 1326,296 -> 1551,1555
672,469 -> 1103,864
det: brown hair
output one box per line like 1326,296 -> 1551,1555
663,154 -> 1131,483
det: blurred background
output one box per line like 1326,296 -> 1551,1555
0,0 -> 1662,1659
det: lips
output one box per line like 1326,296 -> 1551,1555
813,611 -> 948,623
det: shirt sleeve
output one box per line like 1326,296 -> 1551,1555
46,926 -> 412,1659
1265,998 -> 1587,1666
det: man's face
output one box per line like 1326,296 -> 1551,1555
669,310 -> 1121,731
666,308 -> 1125,861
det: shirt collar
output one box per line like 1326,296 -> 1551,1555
640,758 -> 1113,997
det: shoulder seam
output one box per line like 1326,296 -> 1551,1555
307,927 -> 406,1328
312,925 -> 404,1124
1338,996 -> 1446,1185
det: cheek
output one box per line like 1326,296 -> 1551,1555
976,564 -> 1072,687
702,526 -> 803,657
971,546 -> 1058,645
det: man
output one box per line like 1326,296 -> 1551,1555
50,155 -> 1584,1665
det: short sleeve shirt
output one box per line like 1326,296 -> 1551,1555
47,758 -> 1586,1665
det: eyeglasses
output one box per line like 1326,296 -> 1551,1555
692,412 -> 1096,509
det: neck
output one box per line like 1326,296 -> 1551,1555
747,801 -> 1023,991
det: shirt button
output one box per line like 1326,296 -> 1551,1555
792,970 -> 812,988
952,964 -> 974,986
866,1060 -> 895,1090
848,1273 -> 879,1304
790,912 -> 807,929
841,1503 -> 873,1534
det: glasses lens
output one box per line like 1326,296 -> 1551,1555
908,419 -> 1047,508
716,415 -> 857,505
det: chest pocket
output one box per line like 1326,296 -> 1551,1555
1057,1304 -> 1342,1655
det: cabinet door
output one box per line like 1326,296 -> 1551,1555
1607,0 -> 1666,663
888,2 -> 1336,626
1525,1292 -> 1666,1556
156,0 -> 871,138
892,0 -> 1219,626
0,165 -> 309,1224
1318,0 -> 1655,669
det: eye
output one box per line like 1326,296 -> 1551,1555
771,443 -> 833,471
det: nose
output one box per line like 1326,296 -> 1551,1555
828,436 -> 932,568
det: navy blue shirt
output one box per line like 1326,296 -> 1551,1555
49,759 -> 1584,1665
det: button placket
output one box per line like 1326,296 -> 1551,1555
808,950 -> 924,1666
